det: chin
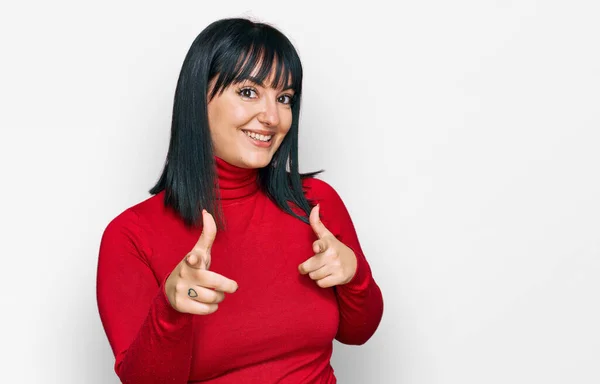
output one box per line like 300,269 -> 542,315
239,153 -> 274,169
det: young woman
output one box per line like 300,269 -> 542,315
96,17 -> 384,384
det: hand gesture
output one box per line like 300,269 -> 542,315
298,204 -> 358,288
165,209 -> 238,315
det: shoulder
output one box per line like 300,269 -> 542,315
99,195 -> 170,269
302,176 -> 342,203
301,176 -> 357,237
301,176 -> 351,220
101,192 -> 168,243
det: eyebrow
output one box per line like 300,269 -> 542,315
244,76 -> 295,92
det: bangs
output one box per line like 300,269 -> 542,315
208,27 -> 302,100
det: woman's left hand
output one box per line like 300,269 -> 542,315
298,204 -> 358,288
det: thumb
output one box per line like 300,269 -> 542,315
186,209 -> 217,269
195,209 -> 217,252
309,204 -> 332,239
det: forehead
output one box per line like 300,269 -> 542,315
241,70 -> 294,91
237,56 -> 294,91
209,48 -> 300,99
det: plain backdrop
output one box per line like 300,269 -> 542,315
1,0 -> 599,383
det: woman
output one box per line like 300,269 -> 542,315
96,17 -> 384,384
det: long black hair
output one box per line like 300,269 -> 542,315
149,18 -> 323,229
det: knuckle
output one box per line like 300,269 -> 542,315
205,291 -> 218,304
196,270 -> 210,284
173,296 -> 186,312
196,306 -> 209,315
197,309 -> 208,315
215,291 -> 226,303
199,303 -> 218,315
175,282 -> 187,294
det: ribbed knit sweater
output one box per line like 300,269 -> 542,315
96,156 -> 384,383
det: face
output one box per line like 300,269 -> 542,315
207,68 -> 295,169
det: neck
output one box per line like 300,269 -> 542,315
214,156 -> 259,201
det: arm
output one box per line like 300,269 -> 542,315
314,180 -> 384,345
96,209 -> 194,383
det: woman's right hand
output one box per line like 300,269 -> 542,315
164,209 -> 239,315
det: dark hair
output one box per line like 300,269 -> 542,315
149,18 -> 323,229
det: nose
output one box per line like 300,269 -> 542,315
257,98 -> 280,127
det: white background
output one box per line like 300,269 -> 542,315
1,1 -> 599,383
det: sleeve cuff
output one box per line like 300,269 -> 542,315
340,245 -> 371,292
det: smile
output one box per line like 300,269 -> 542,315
242,130 -> 273,142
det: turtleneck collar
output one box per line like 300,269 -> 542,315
214,156 -> 259,201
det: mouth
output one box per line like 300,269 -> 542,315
242,129 -> 274,148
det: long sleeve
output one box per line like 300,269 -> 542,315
96,209 -> 194,383
312,179 -> 384,345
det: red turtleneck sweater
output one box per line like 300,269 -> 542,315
96,157 -> 383,384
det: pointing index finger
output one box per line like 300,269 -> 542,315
298,253 -> 326,275
199,270 -> 239,294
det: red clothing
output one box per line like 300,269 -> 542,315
96,157 -> 384,383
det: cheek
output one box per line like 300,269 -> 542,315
280,110 -> 293,134
229,106 -> 254,127
209,101 -> 253,134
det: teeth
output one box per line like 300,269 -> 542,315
244,130 -> 272,142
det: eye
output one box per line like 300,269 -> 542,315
238,87 -> 258,99
278,94 -> 294,105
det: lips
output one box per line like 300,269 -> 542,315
242,129 -> 273,148
241,129 -> 275,137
